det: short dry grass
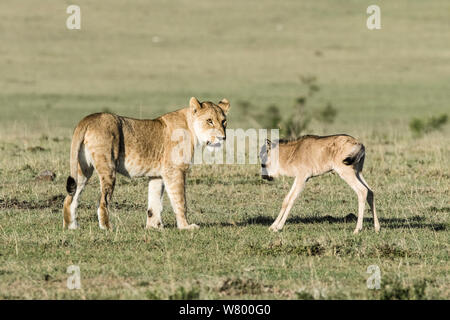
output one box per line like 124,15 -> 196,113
0,0 -> 448,299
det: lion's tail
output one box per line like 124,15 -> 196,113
66,125 -> 87,196
63,124 -> 87,228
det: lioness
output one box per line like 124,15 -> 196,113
260,135 -> 380,234
63,97 -> 230,230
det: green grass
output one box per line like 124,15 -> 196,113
0,0 -> 449,299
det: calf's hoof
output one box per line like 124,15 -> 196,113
269,224 -> 282,232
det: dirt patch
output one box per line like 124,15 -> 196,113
218,277 -> 292,298
377,244 -> 411,258
0,195 -> 65,210
250,242 -> 325,257
26,146 -> 48,153
0,195 -> 143,211
376,278 -> 432,300
35,170 -> 56,182
219,278 -> 271,296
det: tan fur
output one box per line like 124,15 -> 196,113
62,97 -> 230,230
260,134 -> 380,234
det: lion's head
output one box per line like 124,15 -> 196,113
189,97 -> 230,150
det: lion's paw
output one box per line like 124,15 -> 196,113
179,224 -> 200,230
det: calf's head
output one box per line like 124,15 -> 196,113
259,139 -> 280,181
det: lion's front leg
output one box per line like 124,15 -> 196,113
146,177 -> 164,229
162,169 -> 199,230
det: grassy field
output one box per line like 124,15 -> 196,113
0,0 -> 449,299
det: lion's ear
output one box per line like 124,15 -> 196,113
190,97 -> 202,114
218,98 -> 230,115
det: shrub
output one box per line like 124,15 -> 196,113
168,286 -> 200,300
409,114 -> 448,137
380,278 -> 430,300
254,104 -> 282,129
279,96 -> 312,138
240,75 -> 338,138
316,103 -> 338,124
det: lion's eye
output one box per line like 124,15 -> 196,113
222,120 -> 227,127
207,119 -> 213,126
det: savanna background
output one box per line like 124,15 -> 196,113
0,0 -> 448,299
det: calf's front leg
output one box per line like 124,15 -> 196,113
270,176 -> 306,231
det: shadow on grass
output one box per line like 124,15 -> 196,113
1,196 -> 447,232
218,214 -> 446,231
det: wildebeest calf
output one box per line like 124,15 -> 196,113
259,135 -> 380,234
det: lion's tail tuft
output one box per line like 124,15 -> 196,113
66,176 -> 77,196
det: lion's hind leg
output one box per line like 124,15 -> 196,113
146,177 -> 165,229
89,146 -> 117,231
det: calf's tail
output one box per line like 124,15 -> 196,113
343,144 -> 365,168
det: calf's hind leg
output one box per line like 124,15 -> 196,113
358,173 -> 380,233
337,167 -> 368,234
